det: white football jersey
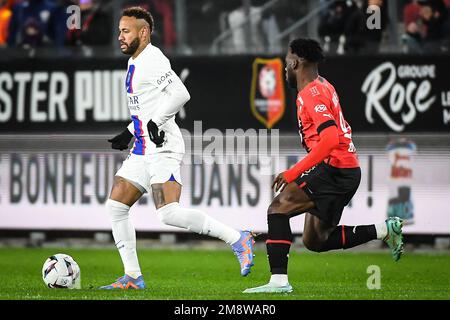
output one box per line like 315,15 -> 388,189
125,43 -> 185,155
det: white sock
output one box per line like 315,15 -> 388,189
270,274 -> 289,286
106,199 -> 142,279
375,221 -> 388,240
156,202 -> 241,245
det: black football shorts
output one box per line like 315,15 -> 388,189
294,162 -> 361,226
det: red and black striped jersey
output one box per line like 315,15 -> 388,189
296,76 -> 359,168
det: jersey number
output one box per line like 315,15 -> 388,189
338,111 -> 356,153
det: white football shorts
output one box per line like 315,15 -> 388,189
115,152 -> 183,193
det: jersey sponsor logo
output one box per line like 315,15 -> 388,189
314,104 -> 327,113
127,96 -> 140,110
128,95 -> 139,105
250,58 -> 285,129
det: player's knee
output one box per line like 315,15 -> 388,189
156,202 -> 179,225
302,232 -> 327,252
267,195 -> 294,214
105,199 -> 130,222
303,237 -> 325,252
155,202 -> 206,234
267,200 -> 280,215
267,198 -> 308,216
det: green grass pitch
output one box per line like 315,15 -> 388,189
0,247 -> 449,300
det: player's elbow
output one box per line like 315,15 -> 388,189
329,132 -> 340,150
179,85 -> 190,104
170,81 -> 190,105
184,89 -> 191,103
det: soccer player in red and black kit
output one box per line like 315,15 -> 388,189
244,38 -> 404,294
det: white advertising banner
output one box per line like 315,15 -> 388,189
0,151 -> 449,234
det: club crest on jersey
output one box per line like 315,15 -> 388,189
250,58 -> 285,129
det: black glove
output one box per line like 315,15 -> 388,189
147,120 -> 165,147
108,129 -> 133,150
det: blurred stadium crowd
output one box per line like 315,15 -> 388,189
0,0 -> 449,56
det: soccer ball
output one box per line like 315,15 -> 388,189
42,253 -> 81,289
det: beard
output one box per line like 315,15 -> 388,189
286,71 -> 297,89
121,37 -> 140,55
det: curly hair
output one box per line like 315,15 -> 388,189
289,38 -> 324,63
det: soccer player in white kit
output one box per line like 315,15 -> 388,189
100,7 -> 255,289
